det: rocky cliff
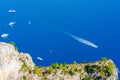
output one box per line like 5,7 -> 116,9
0,42 -> 118,80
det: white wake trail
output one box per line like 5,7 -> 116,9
66,32 -> 98,48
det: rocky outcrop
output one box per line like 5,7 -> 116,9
0,42 -> 40,80
0,42 -> 22,80
0,42 -> 118,80
42,59 -> 118,80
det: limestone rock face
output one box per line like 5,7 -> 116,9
0,42 -> 22,80
0,42 -> 118,80
0,42 -> 40,80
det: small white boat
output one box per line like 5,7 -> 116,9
1,33 -> 9,38
8,22 -> 16,27
8,9 -> 16,13
37,57 -> 43,61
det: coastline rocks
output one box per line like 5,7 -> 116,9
0,42 -> 118,80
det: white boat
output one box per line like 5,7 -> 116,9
8,9 -> 16,13
8,22 -> 16,27
37,57 -> 43,61
1,33 -> 9,38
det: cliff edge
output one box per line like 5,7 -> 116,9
0,42 -> 118,80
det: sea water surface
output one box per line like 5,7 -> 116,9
0,0 -> 120,77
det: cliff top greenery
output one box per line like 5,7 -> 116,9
20,57 -> 117,80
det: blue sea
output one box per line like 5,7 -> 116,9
0,0 -> 120,78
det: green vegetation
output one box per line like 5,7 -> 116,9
20,61 -> 30,72
9,42 -> 15,45
59,63 -> 63,69
63,62 -> 67,67
100,57 -> 109,61
74,67 -> 78,72
100,63 -> 114,78
62,67 -> 68,75
50,63 -> 64,69
36,58 -> 114,78
18,56 -> 115,80
105,63 -> 114,76
69,69 -> 74,76
85,65 -> 100,73
33,65 -> 43,77
85,65 -> 94,73
21,63 -> 43,77
85,61 -> 114,79
85,64 -> 104,73
82,76 -> 91,80
51,63 -> 59,69
15,47 -> 18,51
23,76 -> 27,80
45,62 -> 78,76
46,67 -> 54,74
73,61 -> 77,64
108,62 -> 114,75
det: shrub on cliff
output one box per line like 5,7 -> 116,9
23,76 -> 27,80
51,63 -> 59,69
100,57 -> 109,61
85,65 -> 101,73
82,76 -> 91,80
46,67 -> 54,74
69,69 -> 75,76
33,65 -> 42,77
